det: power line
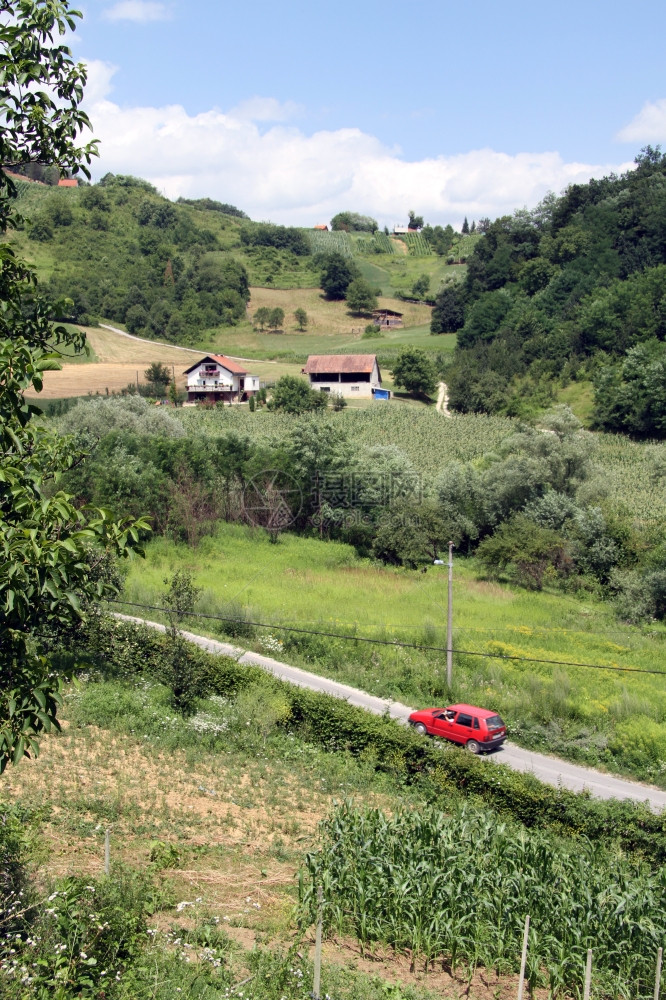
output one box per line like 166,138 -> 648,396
107,599 -> 666,676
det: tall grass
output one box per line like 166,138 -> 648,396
120,524 -> 666,783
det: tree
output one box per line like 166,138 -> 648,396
391,348 -> 438,399
431,284 -> 465,333
268,306 -> 285,330
411,274 -> 430,299
408,211 -> 424,230
373,499 -> 455,567
319,252 -> 358,300
0,0 -> 147,773
330,211 -> 377,233
125,303 -> 149,334
345,277 -> 377,314
267,375 -> 329,414
461,217 -> 470,234
254,306 -> 271,330
593,341 -> 666,438
163,570 -> 202,715
294,307 -> 308,330
144,361 -> 171,396
477,515 -> 570,590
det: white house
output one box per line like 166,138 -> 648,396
183,355 -> 260,404
303,354 -> 384,398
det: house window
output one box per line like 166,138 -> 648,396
351,386 -> 359,392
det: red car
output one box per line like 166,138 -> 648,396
408,703 -> 506,753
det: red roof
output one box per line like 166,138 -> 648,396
58,178 -> 78,187
183,354 -> 248,376
303,354 -> 377,375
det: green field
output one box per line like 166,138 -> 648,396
120,521 -> 666,785
355,254 -> 466,299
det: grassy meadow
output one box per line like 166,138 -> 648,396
119,522 -> 666,784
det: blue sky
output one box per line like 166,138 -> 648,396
72,0 -> 666,227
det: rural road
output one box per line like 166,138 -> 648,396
117,614 -> 666,812
436,381 -> 451,416
98,324 -> 276,365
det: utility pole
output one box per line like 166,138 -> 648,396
446,540 -> 454,688
434,541 -> 454,688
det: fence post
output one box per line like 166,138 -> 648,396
104,828 -> 110,875
583,949 -> 592,1000
655,947 -> 663,1000
517,914 -> 530,1000
313,885 -> 323,1000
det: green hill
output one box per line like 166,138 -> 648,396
439,147 -> 666,432
6,177 -> 444,348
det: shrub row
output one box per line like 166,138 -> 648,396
80,616 -> 666,863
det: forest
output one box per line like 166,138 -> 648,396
431,147 -> 666,435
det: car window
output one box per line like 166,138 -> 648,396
486,715 -> 504,731
473,717 -> 479,730
456,713 -> 473,727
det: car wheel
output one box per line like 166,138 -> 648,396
466,739 -> 481,754
414,723 -> 427,736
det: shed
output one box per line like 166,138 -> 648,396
372,308 -> 403,329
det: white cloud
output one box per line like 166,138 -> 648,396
82,63 -> 631,227
103,1 -> 170,23
229,97 -> 304,123
617,99 -> 666,143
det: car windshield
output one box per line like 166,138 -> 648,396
486,715 -> 504,731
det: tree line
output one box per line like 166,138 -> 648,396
429,147 -> 666,434
55,397 -> 666,624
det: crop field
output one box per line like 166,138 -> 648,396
0,697 -> 417,999
302,801 -> 666,997
396,233 -> 434,256
176,405 -> 666,524
3,664 -> 546,1000
307,229 -> 354,257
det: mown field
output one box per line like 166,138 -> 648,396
24,294 -> 446,397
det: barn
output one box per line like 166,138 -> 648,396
303,354 -> 384,398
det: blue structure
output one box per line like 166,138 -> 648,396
373,388 -> 391,400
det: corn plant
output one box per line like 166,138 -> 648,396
299,800 -> 666,998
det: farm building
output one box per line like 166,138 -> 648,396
372,308 -> 403,329
313,223 -> 329,230
303,354 -> 385,398
58,178 -> 78,187
183,355 -> 260,405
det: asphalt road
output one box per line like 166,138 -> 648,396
117,614 -> 666,813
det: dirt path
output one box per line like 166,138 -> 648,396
436,380 -> 451,416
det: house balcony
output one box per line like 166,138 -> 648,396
189,381 -> 233,392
